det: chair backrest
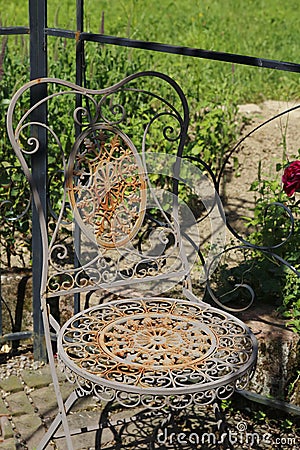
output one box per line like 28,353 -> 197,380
7,72 -> 226,305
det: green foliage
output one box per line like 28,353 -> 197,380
187,91 -> 240,172
0,163 -> 31,267
245,159 -> 300,333
0,36 -> 30,267
281,270 -> 300,333
1,0 -> 300,102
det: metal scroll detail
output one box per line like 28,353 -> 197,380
7,75 -> 197,297
58,298 -> 257,408
68,126 -> 147,249
63,124 -> 186,295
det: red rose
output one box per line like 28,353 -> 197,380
282,160 -> 300,197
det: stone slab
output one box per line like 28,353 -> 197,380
6,391 -> 35,416
72,395 -> 101,413
30,385 -> 59,418
0,437 -> 17,449
54,409 -> 107,450
0,376 -> 23,394
0,397 -> 9,415
0,415 -> 14,440
21,367 -> 53,389
13,413 -> 43,448
30,383 -> 74,419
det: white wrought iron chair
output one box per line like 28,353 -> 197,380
7,72 -> 258,449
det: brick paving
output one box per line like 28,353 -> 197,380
0,362 -> 107,449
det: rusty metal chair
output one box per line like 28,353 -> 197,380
7,72 -> 257,449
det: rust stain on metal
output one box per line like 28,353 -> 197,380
68,129 -> 147,249
75,31 -> 81,43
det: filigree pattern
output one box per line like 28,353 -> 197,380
46,241 -> 184,296
68,127 -> 147,248
59,298 -> 257,407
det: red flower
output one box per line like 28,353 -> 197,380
282,160 -> 300,197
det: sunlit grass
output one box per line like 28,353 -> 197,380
0,0 -> 299,102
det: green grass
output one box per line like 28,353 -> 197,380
0,0 -> 299,103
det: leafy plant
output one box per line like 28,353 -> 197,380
187,93 -> 240,174
244,156 -> 300,332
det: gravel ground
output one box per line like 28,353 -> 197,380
0,346 -> 44,380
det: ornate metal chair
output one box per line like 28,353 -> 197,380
7,72 -> 257,449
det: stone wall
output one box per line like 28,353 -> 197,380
241,304 -> 300,405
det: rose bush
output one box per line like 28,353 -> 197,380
282,160 -> 300,197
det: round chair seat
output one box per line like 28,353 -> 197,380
58,297 -> 257,408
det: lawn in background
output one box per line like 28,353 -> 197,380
0,0 -> 299,104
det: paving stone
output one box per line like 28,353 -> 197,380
12,413 -> 43,445
30,383 -> 73,419
73,395 -> 101,413
6,391 -> 35,416
0,376 -> 23,393
54,409 -> 112,450
56,369 -> 67,383
25,423 -> 50,450
0,437 -> 16,449
0,415 -> 14,440
0,397 -> 9,415
59,382 -> 78,403
21,366 -> 53,389
30,385 -> 58,418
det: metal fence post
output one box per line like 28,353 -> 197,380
73,0 -> 84,314
29,0 -> 48,361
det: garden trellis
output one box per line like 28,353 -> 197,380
0,0 -> 300,362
